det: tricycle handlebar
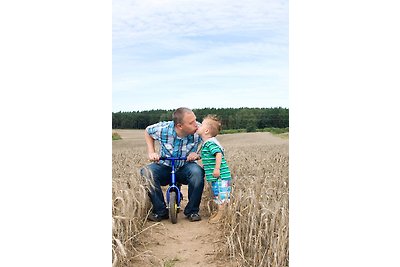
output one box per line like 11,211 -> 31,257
159,156 -> 187,161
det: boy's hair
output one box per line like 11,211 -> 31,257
203,114 -> 222,137
173,107 -> 193,124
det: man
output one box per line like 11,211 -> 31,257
140,107 -> 204,222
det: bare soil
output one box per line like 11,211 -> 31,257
130,186 -> 227,267
112,129 -> 288,266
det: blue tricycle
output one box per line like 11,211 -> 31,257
159,156 -> 186,224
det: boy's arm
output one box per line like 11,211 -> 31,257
213,152 -> 222,178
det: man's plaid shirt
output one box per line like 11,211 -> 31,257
146,121 -> 202,168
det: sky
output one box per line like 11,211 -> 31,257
112,0 -> 288,112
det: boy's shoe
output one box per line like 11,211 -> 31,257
148,213 -> 169,222
208,210 -> 223,224
208,211 -> 218,220
187,213 -> 201,222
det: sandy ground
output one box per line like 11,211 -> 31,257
131,186 -> 227,267
112,129 -> 288,266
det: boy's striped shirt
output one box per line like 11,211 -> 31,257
201,138 -> 232,182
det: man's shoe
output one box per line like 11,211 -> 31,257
148,213 -> 169,222
187,213 -> 201,222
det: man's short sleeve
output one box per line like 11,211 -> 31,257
145,121 -> 170,141
146,122 -> 161,141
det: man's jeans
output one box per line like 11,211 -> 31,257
140,162 -> 205,217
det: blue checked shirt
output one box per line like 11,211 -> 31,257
146,121 -> 203,168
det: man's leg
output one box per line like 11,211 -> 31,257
140,163 -> 171,217
176,162 -> 205,217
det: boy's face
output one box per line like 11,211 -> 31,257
196,119 -> 209,136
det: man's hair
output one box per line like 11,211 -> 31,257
173,107 -> 193,125
203,114 -> 222,137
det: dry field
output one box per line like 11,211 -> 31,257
112,129 -> 289,267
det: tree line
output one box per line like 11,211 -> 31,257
112,107 -> 289,130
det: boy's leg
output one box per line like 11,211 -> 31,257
208,179 -> 231,224
208,204 -> 226,224
140,163 -> 171,217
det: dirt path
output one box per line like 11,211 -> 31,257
132,186 -> 226,267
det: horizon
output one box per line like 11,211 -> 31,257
112,105 -> 289,113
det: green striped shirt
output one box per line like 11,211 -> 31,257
201,138 -> 232,182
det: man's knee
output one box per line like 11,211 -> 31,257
140,165 -> 154,180
188,164 -> 205,187
188,163 -> 205,178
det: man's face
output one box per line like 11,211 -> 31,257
178,112 -> 198,135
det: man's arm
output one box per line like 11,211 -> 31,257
144,130 -> 159,161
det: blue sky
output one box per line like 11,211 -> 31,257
112,0 -> 288,112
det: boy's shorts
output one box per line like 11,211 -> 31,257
211,179 -> 231,205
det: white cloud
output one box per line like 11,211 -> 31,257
113,0 -> 287,45
112,0 -> 288,112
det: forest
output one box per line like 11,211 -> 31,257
112,107 -> 288,131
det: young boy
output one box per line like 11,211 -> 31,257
197,115 -> 232,224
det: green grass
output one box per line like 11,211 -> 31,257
277,132 -> 289,139
112,132 -> 122,141
220,127 -> 289,135
220,129 -> 247,134
260,127 -> 289,134
164,257 -> 180,267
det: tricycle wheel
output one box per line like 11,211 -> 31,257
169,191 -> 178,224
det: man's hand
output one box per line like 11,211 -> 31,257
186,152 -> 199,161
148,152 -> 160,162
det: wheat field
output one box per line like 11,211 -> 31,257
112,130 -> 289,267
